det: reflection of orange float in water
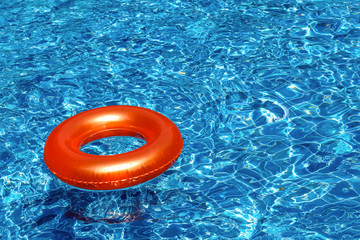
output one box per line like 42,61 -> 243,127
44,106 -> 183,190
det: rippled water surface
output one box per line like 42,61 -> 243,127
1,0 -> 360,239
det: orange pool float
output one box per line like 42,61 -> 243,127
43,106 -> 183,190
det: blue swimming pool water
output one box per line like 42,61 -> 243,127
1,0 -> 360,239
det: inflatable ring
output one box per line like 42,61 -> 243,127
43,106 -> 183,190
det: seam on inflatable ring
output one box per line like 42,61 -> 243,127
48,149 -> 182,186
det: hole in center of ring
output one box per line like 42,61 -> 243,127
81,136 -> 146,155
